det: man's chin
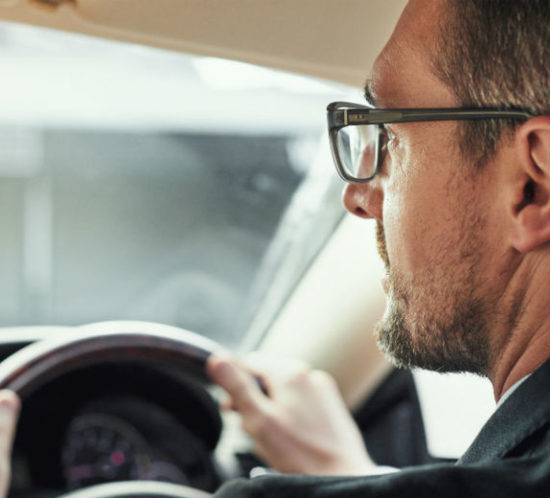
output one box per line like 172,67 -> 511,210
374,303 -> 414,369
376,298 -> 452,371
375,305 -> 491,376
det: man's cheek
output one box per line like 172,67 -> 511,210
386,216 -> 419,279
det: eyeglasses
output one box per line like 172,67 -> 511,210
326,101 -> 535,184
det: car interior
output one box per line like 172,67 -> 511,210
0,1 -> 496,496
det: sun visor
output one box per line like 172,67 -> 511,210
0,0 -> 405,87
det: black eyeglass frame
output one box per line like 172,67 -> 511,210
327,101 -> 535,184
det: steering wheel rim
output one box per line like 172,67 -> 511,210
0,321 -> 223,498
57,480 -> 213,498
0,321 -> 223,395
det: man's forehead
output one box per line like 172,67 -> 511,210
365,0 -> 453,108
365,37 -> 430,108
399,0 -> 443,33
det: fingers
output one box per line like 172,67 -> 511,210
207,353 -> 374,475
206,354 -> 269,418
0,390 -> 20,498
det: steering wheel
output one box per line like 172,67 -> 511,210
0,321 -> 226,498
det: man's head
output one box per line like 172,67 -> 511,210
343,0 -> 550,380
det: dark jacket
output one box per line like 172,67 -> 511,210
214,359 -> 550,497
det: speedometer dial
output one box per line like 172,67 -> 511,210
62,413 -> 153,489
61,413 -> 188,490
59,394 -> 220,493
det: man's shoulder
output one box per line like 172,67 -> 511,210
461,358 -> 550,464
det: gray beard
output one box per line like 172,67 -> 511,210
375,277 -> 492,375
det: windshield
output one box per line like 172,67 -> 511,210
0,21 -> 353,348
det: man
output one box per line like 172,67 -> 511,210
207,0 -> 550,495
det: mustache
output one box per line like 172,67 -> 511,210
375,222 -> 390,270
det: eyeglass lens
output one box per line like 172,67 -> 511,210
336,124 -> 383,180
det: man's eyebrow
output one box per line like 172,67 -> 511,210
363,81 -> 378,107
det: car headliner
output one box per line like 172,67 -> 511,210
0,0 -> 406,88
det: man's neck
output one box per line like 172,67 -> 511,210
491,332 -> 550,401
489,257 -> 550,401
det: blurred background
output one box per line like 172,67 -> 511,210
0,20 -> 355,347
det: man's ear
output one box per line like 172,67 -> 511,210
510,116 -> 550,253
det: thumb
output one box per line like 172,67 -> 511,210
0,390 -> 20,498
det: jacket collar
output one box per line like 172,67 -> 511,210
459,358 -> 550,465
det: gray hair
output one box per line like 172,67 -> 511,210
433,0 -> 550,167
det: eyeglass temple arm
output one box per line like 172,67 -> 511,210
328,106 -> 534,129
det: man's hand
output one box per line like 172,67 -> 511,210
0,390 -> 19,498
207,353 -> 375,476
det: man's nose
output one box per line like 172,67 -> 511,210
342,181 -> 383,222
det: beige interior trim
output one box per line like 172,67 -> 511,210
260,214 -> 392,410
0,0 -> 406,87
